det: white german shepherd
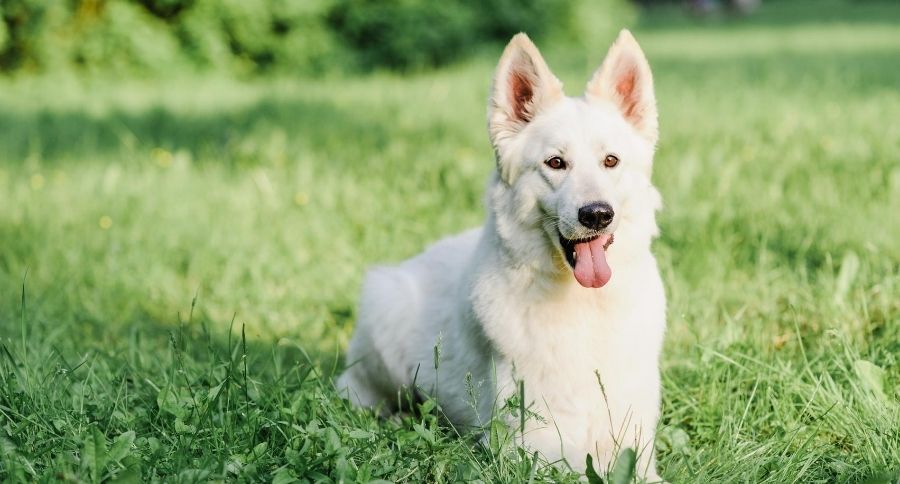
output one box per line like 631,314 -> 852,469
338,30 -> 666,481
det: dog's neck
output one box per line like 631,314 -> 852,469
478,174 -> 571,286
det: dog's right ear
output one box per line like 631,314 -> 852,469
488,34 -> 563,180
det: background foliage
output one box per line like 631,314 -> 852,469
0,0 -> 619,74
0,0 -> 343,74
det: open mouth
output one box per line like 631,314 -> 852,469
558,231 -> 615,288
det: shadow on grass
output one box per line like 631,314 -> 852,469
0,49 -> 896,167
652,49 -> 899,94
0,95 -> 400,169
638,0 -> 900,30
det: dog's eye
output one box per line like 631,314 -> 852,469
603,154 -> 620,168
545,156 -> 567,170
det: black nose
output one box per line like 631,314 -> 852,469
578,202 -> 614,230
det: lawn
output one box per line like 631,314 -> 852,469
1,1 -> 898,482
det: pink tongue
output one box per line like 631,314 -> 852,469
573,235 -> 612,288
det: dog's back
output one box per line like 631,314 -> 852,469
337,228 -> 486,419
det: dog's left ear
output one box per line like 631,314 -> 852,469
585,30 -> 658,146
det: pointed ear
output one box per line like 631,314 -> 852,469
585,30 -> 658,145
488,33 -> 564,155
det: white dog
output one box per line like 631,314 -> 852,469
338,30 -> 666,481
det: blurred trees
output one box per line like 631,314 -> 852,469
0,0 -> 342,75
327,0 -> 574,70
0,0 -> 589,76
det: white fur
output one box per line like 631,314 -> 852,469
338,30 -> 666,481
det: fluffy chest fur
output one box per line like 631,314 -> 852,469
467,226 -> 666,419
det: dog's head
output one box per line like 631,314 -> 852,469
487,31 -> 660,289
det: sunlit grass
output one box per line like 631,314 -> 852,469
0,1 -> 898,481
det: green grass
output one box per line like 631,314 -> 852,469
1,1 -> 899,482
